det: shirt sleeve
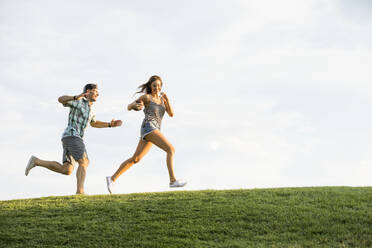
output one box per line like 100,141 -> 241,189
90,114 -> 96,124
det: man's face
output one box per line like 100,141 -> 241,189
87,88 -> 99,102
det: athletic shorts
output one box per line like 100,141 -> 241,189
61,136 -> 88,164
140,121 -> 160,140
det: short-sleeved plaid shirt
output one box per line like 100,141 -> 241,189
61,98 -> 96,139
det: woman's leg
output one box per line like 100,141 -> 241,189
111,139 -> 152,182
144,130 -> 176,183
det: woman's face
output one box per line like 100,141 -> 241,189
150,79 -> 162,95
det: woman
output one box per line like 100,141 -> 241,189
106,75 -> 186,193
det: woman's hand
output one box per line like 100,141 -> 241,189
160,92 -> 174,117
160,92 -> 168,104
129,100 -> 144,111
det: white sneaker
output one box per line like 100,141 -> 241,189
106,176 -> 114,194
25,155 -> 37,176
170,180 -> 187,188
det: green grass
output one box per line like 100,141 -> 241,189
1,187 -> 371,248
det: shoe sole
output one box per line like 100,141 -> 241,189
25,156 -> 36,176
170,182 -> 187,188
106,177 -> 112,194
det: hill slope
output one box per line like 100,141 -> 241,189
1,187 -> 371,248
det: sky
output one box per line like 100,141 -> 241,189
1,0 -> 372,200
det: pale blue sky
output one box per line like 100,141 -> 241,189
1,0 -> 371,200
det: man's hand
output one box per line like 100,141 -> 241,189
110,119 -> 123,127
75,92 -> 89,100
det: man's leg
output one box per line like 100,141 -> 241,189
76,156 -> 89,194
26,141 -> 74,176
34,158 -> 74,175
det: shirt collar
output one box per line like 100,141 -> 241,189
82,97 -> 94,107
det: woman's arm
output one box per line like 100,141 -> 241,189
127,94 -> 149,111
161,93 -> 174,117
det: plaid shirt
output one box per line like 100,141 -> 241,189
62,98 -> 96,139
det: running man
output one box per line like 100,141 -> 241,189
25,84 -> 122,195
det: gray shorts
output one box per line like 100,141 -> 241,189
140,120 -> 159,140
62,136 -> 88,164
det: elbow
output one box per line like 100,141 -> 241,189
58,96 -> 67,104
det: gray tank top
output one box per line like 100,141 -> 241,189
142,96 -> 166,129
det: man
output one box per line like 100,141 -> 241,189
25,84 -> 122,195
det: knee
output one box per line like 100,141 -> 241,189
78,158 -> 89,168
132,156 -> 141,164
80,162 -> 89,169
63,164 -> 74,175
168,145 -> 175,155
66,166 -> 73,175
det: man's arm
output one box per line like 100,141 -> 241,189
90,119 -> 123,128
58,92 -> 87,105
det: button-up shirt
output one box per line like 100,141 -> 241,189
62,98 -> 96,139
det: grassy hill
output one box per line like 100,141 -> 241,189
1,187 -> 371,248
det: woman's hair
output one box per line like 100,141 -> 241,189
136,75 -> 162,94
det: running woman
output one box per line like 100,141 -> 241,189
106,75 -> 186,193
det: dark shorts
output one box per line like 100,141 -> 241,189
62,136 -> 88,164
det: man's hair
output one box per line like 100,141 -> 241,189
83,84 -> 97,93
